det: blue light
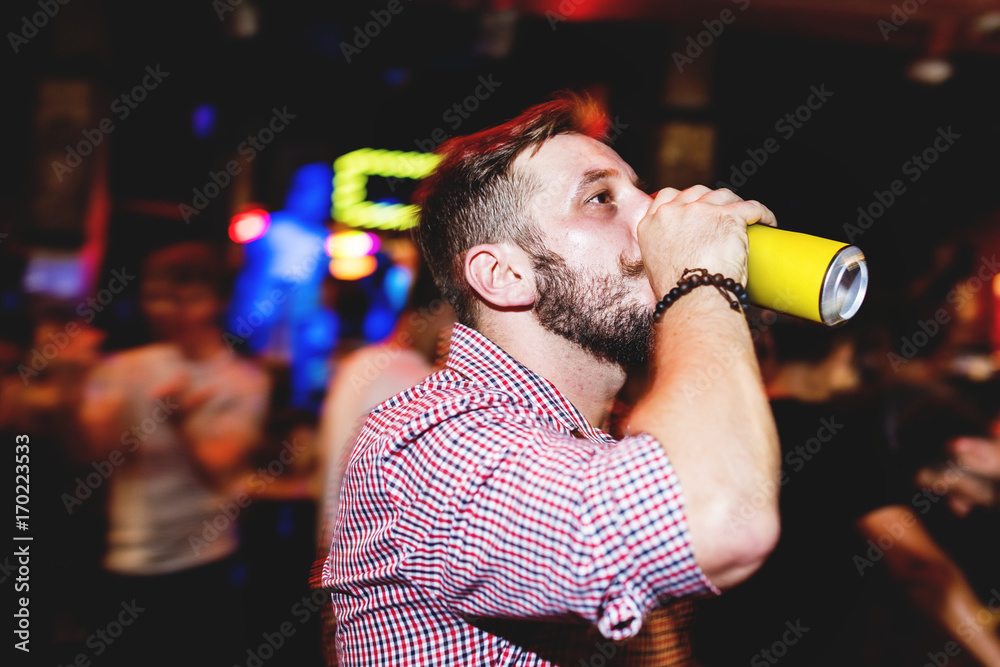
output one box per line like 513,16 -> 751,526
364,304 -> 396,342
383,67 -> 410,87
226,162 -> 337,413
383,264 -> 413,312
191,103 -> 217,139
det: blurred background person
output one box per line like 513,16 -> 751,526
77,241 -> 270,667
914,416 -> 1000,516
695,316 -> 1000,666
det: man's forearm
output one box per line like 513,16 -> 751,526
627,289 -> 780,589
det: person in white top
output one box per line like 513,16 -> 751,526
79,242 -> 270,667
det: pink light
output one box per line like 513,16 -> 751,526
229,209 -> 271,244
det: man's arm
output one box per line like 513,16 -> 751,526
627,186 -> 782,591
856,505 -> 1000,665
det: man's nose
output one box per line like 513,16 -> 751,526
629,190 -> 655,237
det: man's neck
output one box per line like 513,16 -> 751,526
480,313 -> 626,431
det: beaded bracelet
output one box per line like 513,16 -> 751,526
653,268 -> 750,321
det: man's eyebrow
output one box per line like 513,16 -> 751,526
573,168 -> 646,197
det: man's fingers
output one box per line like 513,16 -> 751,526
647,187 -> 683,209
668,184 -> 714,204
727,200 -> 778,228
645,187 -> 777,228
645,185 -> 714,213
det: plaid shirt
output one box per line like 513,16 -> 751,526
319,324 -> 718,666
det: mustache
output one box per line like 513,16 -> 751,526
619,253 -> 646,279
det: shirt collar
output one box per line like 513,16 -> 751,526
445,323 -> 614,444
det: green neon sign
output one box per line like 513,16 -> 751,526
332,148 -> 441,230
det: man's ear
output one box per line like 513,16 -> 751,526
464,243 -> 535,309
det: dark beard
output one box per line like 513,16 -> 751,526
529,248 -> 653,369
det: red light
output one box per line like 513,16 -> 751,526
229,209 -> 270,243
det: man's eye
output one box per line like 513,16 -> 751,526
587,191 -> 611,205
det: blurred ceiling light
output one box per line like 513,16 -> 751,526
477,5 -> 518,59
971,11 -> 1000,36
906,57 -> 954,85
222,1 -> 259,39
907,20 -> 956,85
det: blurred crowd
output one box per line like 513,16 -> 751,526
2,232 -> 1000,666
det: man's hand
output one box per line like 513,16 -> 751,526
626,187 -> 781,591
636,185 -> 777,297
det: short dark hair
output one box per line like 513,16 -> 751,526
414,91 -> 610,327
142,242 -> 228,298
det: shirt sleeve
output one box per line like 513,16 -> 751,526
383,405 -> 718,641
